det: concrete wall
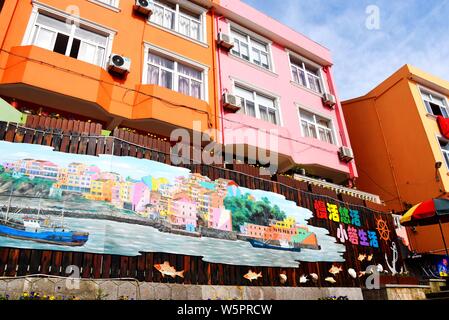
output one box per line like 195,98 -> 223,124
363,285 -> 430,301
0,276 -> 363,300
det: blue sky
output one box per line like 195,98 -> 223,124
243,0 -> 449,100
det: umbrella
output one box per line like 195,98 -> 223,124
400,198 -> 449,257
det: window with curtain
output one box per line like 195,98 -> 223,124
234,86 -> 279,125
150,0 -> 204,42
28,13 -> 108,67
299,109 -> 335,144
230,28 -> 271,70
95,0 -> 119,7
146,51 -> 203,100
421,89 -> 449,117
290,56 -> 324,94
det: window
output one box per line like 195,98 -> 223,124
299,109 -> 335,144
146,50 -> 204,100
421,89 -> 449,117
440,139 -> 449,169
234,86 -> 279,125
150,0 -> 204,42
290,56 -> 324,94
91,0 -> 119,8
27,13 -> 109,67
230,29 -> 271,70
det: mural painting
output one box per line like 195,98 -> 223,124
0,141 -> 401,282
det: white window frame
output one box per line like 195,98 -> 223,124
148,0 -> 207,45
88,0 -> 121,12
437,135 -> 449,171
143,42 -> 209,102
22,1 -> 116,68
287,50 -> 326,95
298,106 -> 337,145
228,21 -> 275,72
419,86 -> 449,118
231,80 -> 281,126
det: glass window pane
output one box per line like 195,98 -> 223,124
257,95 -> 275,109
151,4 -> 164,25
251,48 -> 261,65
259,106 -> 268,121
191,80 -> 201,99
75,27 -> 107,46
36,14 -> 70,34
78,41 -> 96,64
235,87 -> 254,102
95,47 -> 105,66
163,9 -> 175,29
179,16 -> 190,37
240,43 -> 249,60
245,100 -> 256,117
269,110 -> 277,124
147,65 -> 160,85
178,76 -> 190,95
251,39 -> 267,52
35,28 -> 56,50
161,69 -> 173,89
300,109 -> 314,122
148,53 -> 174,69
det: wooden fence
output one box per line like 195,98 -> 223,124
0,119 -> 399,287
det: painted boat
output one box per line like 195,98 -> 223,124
0,220 -> 89,246
247,239 -> 301,252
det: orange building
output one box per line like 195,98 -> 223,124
342,64 -> 449,256
0,0 -> 219,136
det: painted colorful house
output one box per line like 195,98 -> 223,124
11,159 -> 59,181
208,207 -> 232,231
342,64 -> 449,256
170,196 -> 198,229
214,0 -> 357,186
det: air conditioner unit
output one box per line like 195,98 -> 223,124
217,33 -> 234,51
323,93 -> 337,108
339,146 -> 354,162
107,54 -> 131,75
133,0 -> 153,17
223,93 -> 241,112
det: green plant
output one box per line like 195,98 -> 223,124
0,294 -> 9,300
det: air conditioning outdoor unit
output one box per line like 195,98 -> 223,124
223,93 -> 242,112
323,93 -> 337,108
217,33 -> 235,51
133,0 -> 154,17
107,54 -> 131,75
339,146 -> 354,162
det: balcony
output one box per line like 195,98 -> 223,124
0,46 -> 213,134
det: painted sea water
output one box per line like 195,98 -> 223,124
0,217 -> 345,268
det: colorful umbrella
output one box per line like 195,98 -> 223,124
401,198 -> 449,257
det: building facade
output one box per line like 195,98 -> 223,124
0,0 -> 219,136
214,0 -> 357,184
342,64 -> 449,255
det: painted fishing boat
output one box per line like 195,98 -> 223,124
0,196 -> 89,247
247,239 -> 302,252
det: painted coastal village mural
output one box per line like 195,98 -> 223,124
0,141 -> 400,283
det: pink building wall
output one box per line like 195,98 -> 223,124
171,198 -> 198,227
209,207 -> 232,231
215,0 -> 357,180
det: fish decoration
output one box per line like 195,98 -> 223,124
377,264 -> 384,273
299,275 -> 309,283
244,270 -> 262,282
325,277 -> 337,284
358,254 -> 367,262
348,268 -> 357,279
279,273 -> 287,284
154,261 -> 184,279
329,265 -> 343,275
309,273 -> 319,281
367,254 -> 373,262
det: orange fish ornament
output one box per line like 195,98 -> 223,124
154,261 -> 184,279
244,270 -> 262,282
